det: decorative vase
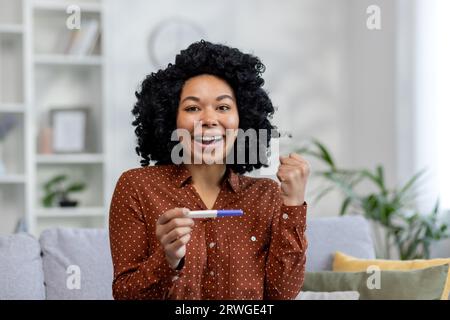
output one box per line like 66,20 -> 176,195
59,199 -> 78,207
58,194 -> 78,207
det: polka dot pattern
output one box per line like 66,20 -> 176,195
109,164 -> 308,300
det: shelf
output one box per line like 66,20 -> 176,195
32,1 -> 102,13
0,0 -> 107,236
36,206 -> 105,218
0,174 -> 26,184
0,103 -> 25,113
36,153 -> 104,164
0,24 -> 23,34
34,54 -> 103,66
0,26 -> 24,104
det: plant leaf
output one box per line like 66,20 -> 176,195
398,169 -> 426,197
360,169 -> 385,193
66,183 -> 86,193
312,139 -> 336,170
339,197 -> 352,216
376,165 -> 387,195
42,191 -> 58,207
44,174 -> 67,191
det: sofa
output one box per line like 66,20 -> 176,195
0,215 -> 375,299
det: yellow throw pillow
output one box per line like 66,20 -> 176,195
333,251 -> 450,300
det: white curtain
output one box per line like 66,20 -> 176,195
414,0 -> 450,211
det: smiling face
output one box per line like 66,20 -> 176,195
176,74 -> 240,164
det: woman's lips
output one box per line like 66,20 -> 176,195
191,136 -> 225,150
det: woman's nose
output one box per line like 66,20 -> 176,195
201,108 -> 219,127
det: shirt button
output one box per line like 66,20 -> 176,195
251,236 -> 256,242
282,213 -> 289,220
172,275 -> 179,282
210,271 -> 215,276
209,242 -> 216,248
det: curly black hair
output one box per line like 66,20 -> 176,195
132,39 -> 278,174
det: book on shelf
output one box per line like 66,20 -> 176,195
14,217 -> 28,233
58,19 -> 100,56
53,27 -> 73,54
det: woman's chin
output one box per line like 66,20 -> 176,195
191,153 -> 226,165
182,149 -> 227,164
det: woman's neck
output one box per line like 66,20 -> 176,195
185,163 -> 227,189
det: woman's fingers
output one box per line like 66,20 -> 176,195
157,207 -> 188,225
160,226 -> 193,246
160,218 -> 194,236
165,233 -> 192,259
277,167 -> 302,183
156,207 -> 195,267
156,208 -> 194,241
277,153 -> 310,206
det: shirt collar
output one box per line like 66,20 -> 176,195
173,164 -> 240,193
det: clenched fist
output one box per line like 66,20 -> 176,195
276,153 -> 310,206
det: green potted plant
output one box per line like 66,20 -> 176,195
42,174 -> 86,208
297,139 -> 449,259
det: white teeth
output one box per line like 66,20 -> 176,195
194,135 -> 223,142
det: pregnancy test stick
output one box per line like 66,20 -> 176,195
186,209 -> 243,218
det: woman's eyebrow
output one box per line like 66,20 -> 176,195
216,94 -> 234,101
181,94 -> 234,103
181,96 -> 200,103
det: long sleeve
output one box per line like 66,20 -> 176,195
109,172 -> 183,299
264,200 -> 308,300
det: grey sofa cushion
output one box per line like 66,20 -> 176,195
296,290 -> 360,300
0,233 -> 45,299
306,215 -> 375,271
39,228 -> 113,300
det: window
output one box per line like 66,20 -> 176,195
415,0 -> 450,210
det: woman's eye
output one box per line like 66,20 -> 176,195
185,106 -> 200,112
217,105 -> 230,111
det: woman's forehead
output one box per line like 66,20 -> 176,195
181,74 -> 234,98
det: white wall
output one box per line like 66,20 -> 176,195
343,0 -> 397,179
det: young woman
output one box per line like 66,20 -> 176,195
109,40 -> 309,300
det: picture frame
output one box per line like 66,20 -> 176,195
50,108 -> 88,153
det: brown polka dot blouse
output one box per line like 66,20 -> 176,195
109,164 -> 308,300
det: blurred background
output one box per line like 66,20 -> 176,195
0,0 -> 448,258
